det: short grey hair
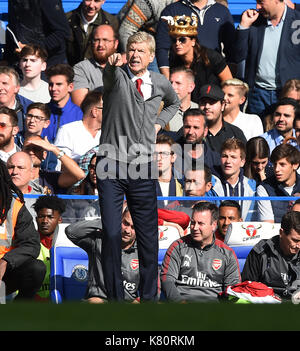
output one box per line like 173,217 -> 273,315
126,31 -> 156,54
0,66 -> 20,86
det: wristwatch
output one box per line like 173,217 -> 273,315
57,150 -> 65,160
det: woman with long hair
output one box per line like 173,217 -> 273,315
164,15 -> 232,102
244,136 -> 273,183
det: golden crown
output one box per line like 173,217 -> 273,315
162,15 -> 198,37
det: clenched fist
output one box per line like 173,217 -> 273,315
108,53 -> 123,67
240,9 -> 259,28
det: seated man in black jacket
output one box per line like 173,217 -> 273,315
242,211 -> 300,300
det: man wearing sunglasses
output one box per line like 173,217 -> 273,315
0,106 -> 21,163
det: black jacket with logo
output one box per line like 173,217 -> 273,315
242,235 -> 300,299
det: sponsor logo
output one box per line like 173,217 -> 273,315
123,280 -> 136,292
212,259 -> 222,271
158,228 -> 168,241
130,259 -> 139,270
215,17 -> 220,22
242,224 -> 262,237
72,264 -> 88,282
183,254 -> 192,267
180,273 -> 221,288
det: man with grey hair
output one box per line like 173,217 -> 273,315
97,31 -> 180,302
0,66 -> 33,134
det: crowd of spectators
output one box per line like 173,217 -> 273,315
0,0 -> 300,303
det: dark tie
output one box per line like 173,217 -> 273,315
135,78 -> 143,97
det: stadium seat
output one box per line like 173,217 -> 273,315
158,225 -> 181,266
50,223 -> 88,304
225,221 -> 280,271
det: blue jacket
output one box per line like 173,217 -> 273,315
15,94 -> 33,134
232,6 -> 300,89
155,0 -> 235,68
259,173 -> 300,223
42,97 -> 83,143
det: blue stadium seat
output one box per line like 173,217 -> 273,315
50,223 -> 89,303
50,246 -> 88,303
230,245 -> 253,272
225,221 -> 280,272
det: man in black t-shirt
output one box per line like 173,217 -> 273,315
198,84 -> 247,154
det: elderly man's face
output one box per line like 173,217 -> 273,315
7,152 -> 33,193
0,73 -> 19,108
126,41 -> 154,77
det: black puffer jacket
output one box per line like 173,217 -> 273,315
242,235 -> 300,299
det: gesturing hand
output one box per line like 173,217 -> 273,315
108,53 -> 123,67
240,9 -> 259,28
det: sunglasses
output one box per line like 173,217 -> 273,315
0,122 -> 13,129
171,36 -> 189,44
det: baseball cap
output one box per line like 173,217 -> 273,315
199,84 -> 225,101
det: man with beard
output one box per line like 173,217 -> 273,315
169,108 -> 221,177
198,84 -> 247,154
66,0 -> 119,67
261,98 -> 299,153
0,107 -> 20,163
71,24 -> 119,107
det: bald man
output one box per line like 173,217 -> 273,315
7,151 -> 44,220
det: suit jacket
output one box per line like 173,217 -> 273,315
232,6 -> 300,88
100,64 -> 180,162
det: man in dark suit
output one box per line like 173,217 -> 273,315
96,31 -> 180,302
233,0 -> 300,118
